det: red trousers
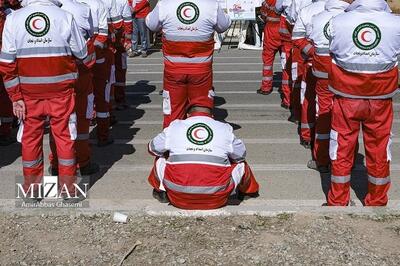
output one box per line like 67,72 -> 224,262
114,48 -> 128,104
291,48 -> 305,121
20,94 -> 77,194
261,23 -> 281,93
300,63 -> 316,143
148,158 -> 259,210
0,80 -> 13,137
50,69 -> 94,168
280,40 -> 292,107
328,97 -> 393,206
313,78 -> 333,167
162,70 -> 214,128
93,48 -> 114,141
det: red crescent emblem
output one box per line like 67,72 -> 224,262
193,128 -> 205,139
361,30 -> 371,43
183,7 -> 191,18
32,18 -> 42,30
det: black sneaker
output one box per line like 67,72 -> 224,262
0,135 -> 16,146
141,51 -> 148,58
280,103 -> 290,110
128,50 -> 140,58
237,191 -> 259,201
318,165 -> 330,174
307,159 -> 318,171
256,89 -> 272,95
97,138 -> 114,147
287,114 -> 298,124
48,165 -> 59,176
80,162 -> 100,175
152,189 -> 169,203
300,139 -> 311,149
158,90 -> 163,95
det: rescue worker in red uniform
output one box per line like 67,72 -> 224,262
292,0 -> 326,149
0,0 -> 87,200
304,0 -> 349,172
0,0 -> 20,146
113,0 -> 132,110
49,0 -> 100,176
258,0 -> 285,104
147,106 -> 260,210
327,0 -> 400,206
146,0 -> 231,128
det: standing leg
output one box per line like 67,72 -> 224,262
299,64 -> 316,147
0,81 -> 15,145
362,99 -> 393,206
259,24 -> 280,94
162,71 -> 188,128
131,18 -> 139,54
328,97 -> 361,206
138,18 -> 149,56
187,71 -> 214,111
114,48 -> 128,108
280,41 -> 292,109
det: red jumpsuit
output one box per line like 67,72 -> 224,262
327,1 -> 400,206
146,0 -> 231,128
0,3 -> 87,194
259,0 -> 282,96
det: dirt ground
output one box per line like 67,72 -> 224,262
0,213 -> 399,265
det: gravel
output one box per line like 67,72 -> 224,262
0,213 -> 400,265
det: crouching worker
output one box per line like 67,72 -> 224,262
147,106 -> 260,210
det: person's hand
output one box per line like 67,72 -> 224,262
13,100 -> 26,121
124,41 -> 132,51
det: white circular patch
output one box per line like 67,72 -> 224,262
191,127 -> 208,142
357,28 -> 377,47
29,15 -> 46,34
180,6 -> 196,21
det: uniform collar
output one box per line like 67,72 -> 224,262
345,0 -> 392,13
188,112 -> 213,118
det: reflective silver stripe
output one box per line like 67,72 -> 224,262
164,34 -> 213,42
0,52 -> 16,62
19,73 -> 78,84
301,123 -> 315,129
303,44 -> 313,55
368,175 -> 391,186
149,141 -> 163,156
329,85 -> 399,99
59,158 -> 76,166
164,55 -> 212,64
331,175 -> 351,184
82,52 -> 96,64
168,154 -> 230,166
263,65 -> 272,70
266,17 -> 280,22
111,15 -> 123,22
94,40 -> 105,49
282,80 -> 289,85
17,47 -> 71,57
0,117 -> 13,123
4,77 -> 20,89
316,133 -> 330,140
334,59 -> 397,73
316,47 -> 329,55
123,16 -> 132,21
96,112 -> 110,118
96,57 -> 105,64
76,133 -> 89,140
279,28 -> 290,35
98,28 -> 108,35
74,47 -> 87,59
163,178 -> 233,194
312,69 -> 328,79
292,31 -> 306,38
22,157 -> 43,168
263,76 -> 273,81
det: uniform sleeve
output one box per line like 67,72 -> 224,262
229,137 -> 247,163
148,128 -> 169,157
96,1 -> 109,47
0,15 -> 21,102
122,1 -> 133,38
214,3 -> 231,33
109,0 -> 120,26
292,10 -> 314,58
87,9 -> 95,36
145,3 -> 162,32
69,17 -> 88,59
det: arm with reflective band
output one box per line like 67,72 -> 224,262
0,15 -> 21,101
95,1 -> 109,45
148,129 -> 168,157
79,38 -> 96,69
293,37 -> 314,58
215,3 -> 231,33
145,3 -> 161,32
229,137 -> 247,163
70,17 -> 88,59
122,2 -> 133,38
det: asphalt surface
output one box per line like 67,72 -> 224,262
1,48 -> 400,214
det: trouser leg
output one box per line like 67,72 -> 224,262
0,82 -> 13,137
313,78 -> 333,167
162,71 -> 188,128
328,97 -> 361,206
280,41 -> 292,107
362,99 -> 393,206
187,71 -> 214,110
260,24 -> 280,93
114,49 -> 127,105
300,64 -> 316,143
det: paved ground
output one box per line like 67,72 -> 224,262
1,48 -> 400,214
